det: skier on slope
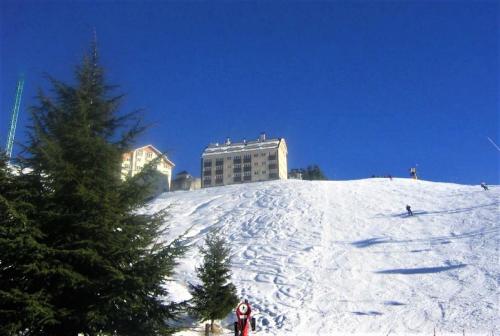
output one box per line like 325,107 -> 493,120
406,205 -> 413,216
480,182 -> 489,191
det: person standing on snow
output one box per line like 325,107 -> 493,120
406,205 -> 413,216
481,182 -> 489,191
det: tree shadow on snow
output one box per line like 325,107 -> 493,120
384,301 -> 406,306
351,237 -> 390,248
377,201 -> 499,219
352,311 -> 383,316
350,226 -> 498,249
375,263 -> 466,275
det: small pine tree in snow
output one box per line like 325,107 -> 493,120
189,231 -> 238,331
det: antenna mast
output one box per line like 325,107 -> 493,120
5,76 -> 24,158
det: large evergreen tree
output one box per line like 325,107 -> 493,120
1,45 -> 185,335
189,232 -> 238,332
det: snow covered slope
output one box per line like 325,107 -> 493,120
145,179 -> 499,335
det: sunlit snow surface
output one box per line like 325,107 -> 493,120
144,179 -> 499,335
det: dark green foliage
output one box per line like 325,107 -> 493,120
0,45 -> 185,335
189,232 -> 238,331
291,165 -> 328,180
0,152 -> 55,336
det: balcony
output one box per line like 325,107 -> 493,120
243,157 -> 251,163
243,166 -> 251,172
215,169 -> 223,175
203,162 -> 212,168
203,170 -> 212,176
233,168 -> 242,173
233,159 -> 241,164
268,155 -> 277,161
268,163 -> 277,170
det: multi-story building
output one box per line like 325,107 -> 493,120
121,145 -> 175,190
201,133 -> 287,188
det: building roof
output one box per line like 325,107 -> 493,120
202,138 -> 284,157
132,145 -> 175,167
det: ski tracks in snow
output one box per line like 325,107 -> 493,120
156,180 -> 499,335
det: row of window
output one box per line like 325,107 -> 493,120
205,163 -> 277,175
135,150 -> 154,159
204,152 -> 277,166
203,171 -> 279,185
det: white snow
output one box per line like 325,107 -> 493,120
144,178 -> 499,335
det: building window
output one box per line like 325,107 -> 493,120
269,163 -> 277,170
233,156 -> 241,164
137,150 -> 143,157
146,152 -> 153,159
216,159 -> 224,166
261,153 -> 266,156
204,160 -> 212,168
227,156 -> 232,160
254,171 -> 259,175
253,153 -> 258,157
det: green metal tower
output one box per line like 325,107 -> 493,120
5,76 -> 24,158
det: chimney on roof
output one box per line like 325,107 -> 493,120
225,137 -> 231,145
259,132 -> 266,141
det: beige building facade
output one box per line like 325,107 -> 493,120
201,133 -> 288,188
121,145 -> 175,190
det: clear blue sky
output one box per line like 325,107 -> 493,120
1,1 -> 498,184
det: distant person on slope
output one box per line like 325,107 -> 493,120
481,182 -> 489,191
406,205 -> 413,216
